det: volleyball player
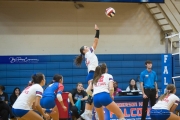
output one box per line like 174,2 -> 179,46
150,84 -> 180,120
86,63 -> 125,120
74,24 -> 99,119
12,73 -> 49,120
40,74 -> 67,120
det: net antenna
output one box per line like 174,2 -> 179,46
165,32 -> 180,54
172,76 -> 180,86
165,32 -> 180,61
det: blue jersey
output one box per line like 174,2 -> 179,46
43,82 -> 64,98
140,69 -> 157,89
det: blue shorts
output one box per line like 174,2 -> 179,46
150,109 -> 170,120
40,96 -> 56,109
93,92 -> 112,108
86,71 -> 94,82
12,108 -> 29,117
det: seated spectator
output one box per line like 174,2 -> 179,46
68,83 -> 88,120
10,87 -> 21,107
0,85 -> 9,120
0,85 -> 14,120
0,85 -> 8,104
126,79 -> 139,91
113,81 -> 122,96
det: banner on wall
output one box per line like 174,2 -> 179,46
93,101 -> 151,120
161,54 -> 172,94
0,56 -> 40,64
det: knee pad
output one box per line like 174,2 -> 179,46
85,95 -> 93,105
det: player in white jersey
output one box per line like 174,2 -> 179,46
150,84 -> 180,120
86,63 -> 125,120
74,24 -> 99,120
12,73 -> 49,120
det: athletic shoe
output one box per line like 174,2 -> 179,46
81,112 -> 92,120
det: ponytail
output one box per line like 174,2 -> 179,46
93,66 -> 102,85
74,46 -> 85,67
93,63 -> 107,85
32,73 -> 44,84
74,54 -> 84,67
158,92 -> 169,101
158,84 -> 175,101
49,74 -> 63,85
53,74 -> 63,82
50,80 -> 55,84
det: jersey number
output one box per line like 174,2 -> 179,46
24,86 -> 31,94
98,76 -> 104,82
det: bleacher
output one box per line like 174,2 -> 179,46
0,54 -> 162,99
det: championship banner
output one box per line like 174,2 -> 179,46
161,54 -> 172,94
93,101 -> 151,120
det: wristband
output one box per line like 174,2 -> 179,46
95,30 -> 99,38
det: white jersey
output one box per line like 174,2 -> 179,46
85,46 -> 98,73
152,94 -> 179,110
13,84 -> 43,110
93,73 -> 114,95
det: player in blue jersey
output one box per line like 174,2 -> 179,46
40,74 -> 67,120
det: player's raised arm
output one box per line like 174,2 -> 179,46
92,24 -> 99,50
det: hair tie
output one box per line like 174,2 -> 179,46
52,80 -> 55,83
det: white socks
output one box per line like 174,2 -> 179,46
87,110 -> 92,115
84,110 -> 92,115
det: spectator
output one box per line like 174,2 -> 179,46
0,85 -> 8,104
126,79 -> 138,91
0,85 -> 9,120
68,82 -> 88,120
10,87 -> 21,107
0,85 -> 15,120
113,81 -> 122,96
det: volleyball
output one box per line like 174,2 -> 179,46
105,7 -> 115,18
